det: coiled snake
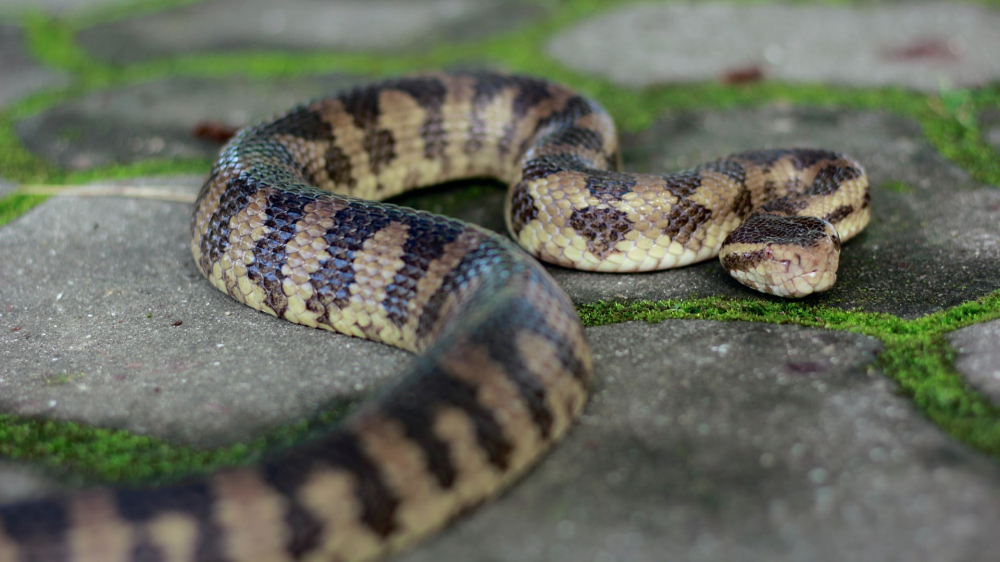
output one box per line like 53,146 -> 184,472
0,72 -> 869,562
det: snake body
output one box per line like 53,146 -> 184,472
0,72 -> 868,562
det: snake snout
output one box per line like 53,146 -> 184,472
720,215 -> 842,298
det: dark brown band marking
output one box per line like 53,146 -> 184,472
808,163 -> 863,197
391,78 -> 448,160
257,108 -> 331,142
823,204 -> 855,225
697,158 -> 747,186
720,248 -> 768,273
116,483 -> 227,562
569,205 -> 632,257
383,361 -> 514,483
509,183 -> 539,235
323,143 -> 356,189
470,295 -> 559,439
0,499 -> 70,562
265,432 -> 401,541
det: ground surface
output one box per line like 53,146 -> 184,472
1,1 -> 1000,561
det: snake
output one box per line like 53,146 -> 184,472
0,71 -> 869,562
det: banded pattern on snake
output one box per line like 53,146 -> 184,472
0,71 -> 869,562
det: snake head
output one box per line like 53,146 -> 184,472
719,214 -> 841,298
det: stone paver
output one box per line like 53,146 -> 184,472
950,319 -> 1000,406
0,178 -> 16,198
15,74 -> 373,170
547,4 -> 1000,91
0,461 -> 65,503
0,24 -> 69,107
982,109 -> 1000,153
0,194 -> 407,449
0,0 -> 119,17
397,321 -> 1000,562
77,0 -> 544,64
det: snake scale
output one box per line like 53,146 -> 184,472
0,71 -> 869,562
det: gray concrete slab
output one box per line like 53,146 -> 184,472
982,109 -> 1000,153
0,461 -> 65,503
950,319 -> 1000,407
77,0 -> 545,64
550,107 -> 1000,318
0,0 -> 125,17
0,178 -> 16,198
0,195 -> 408,449
546,3 -> 1000,91
399,321 -> 1000,562
0,24 -> 70,107
15,74 -> 374,170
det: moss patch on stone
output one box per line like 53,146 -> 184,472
579,292 -> 1000,461
0,397 -> 359,485
0,193 -> 47,226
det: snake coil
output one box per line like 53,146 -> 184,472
0,72 -> 868,562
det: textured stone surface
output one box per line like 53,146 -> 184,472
0,24 -> 69,107
982,109 -> 1000,153
0,195 -> 408,448
549,107 -> 1000,318
77,0 -> 544,64
15,74 -> 373,170
0,462 -> 64,503
950,319 -> 1000,407
0,0 -> 119,16
399,321 -> 1000,562
0,178 -> 16,198
547,3 -> 1000,91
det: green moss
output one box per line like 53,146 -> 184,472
880,181 -> 916,194
0,397 -> 360,485
579,292 -> 1000,460
0,193 -> 48,226
43,372 -> 85,387
20,12 -> 108,76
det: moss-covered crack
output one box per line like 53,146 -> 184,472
580,292 -> 1000,462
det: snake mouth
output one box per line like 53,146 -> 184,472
722,234 -> 841,298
